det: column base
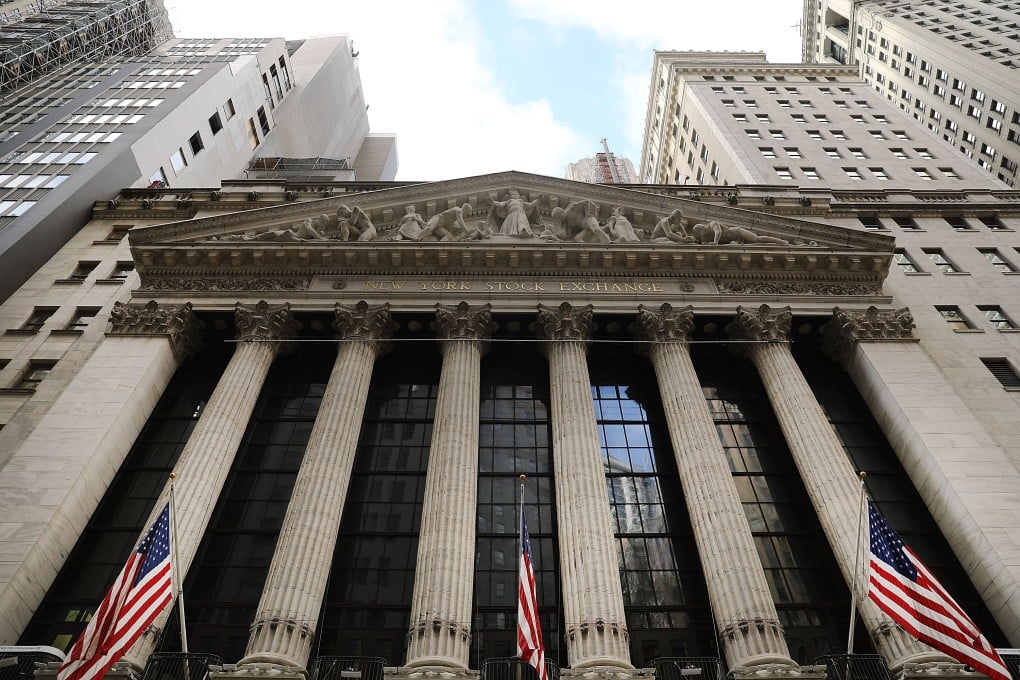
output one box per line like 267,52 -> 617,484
35,660 -> 141,680
402,658 -> 471,671
236,652 -> 306,669
561,666 -> 650,680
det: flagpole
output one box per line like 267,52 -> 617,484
169,473 -> 189,654
518,474 -> 526,680
847,470 -> 867,655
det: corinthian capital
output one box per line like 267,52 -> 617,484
635,303 -> 695,344
435,301 -> 492,341
335,301 -> 397,342
536,302 -> 594,343
108,300 -> 201,361
731,304 -> 792,343
235,300 -> 298,341
823,306 -> 918,365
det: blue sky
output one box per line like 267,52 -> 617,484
169,0 -> 804,180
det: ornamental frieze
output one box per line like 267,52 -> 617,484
140,277 -> 312,291
716,281 -> 882,296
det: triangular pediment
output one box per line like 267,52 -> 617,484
127,171 -> 894,300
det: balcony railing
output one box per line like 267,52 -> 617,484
480,657 -> 559,680
651,657 -> 724,680
813,654 -> 893,680
309,656 -> 387,680
139,653 -> 223,680
0,646 -> 66,680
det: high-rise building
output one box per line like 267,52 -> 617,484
638,52 -> 1000,189
802,0 -> 1020,187
0,18 -> 394,302
565,139 -> 637,184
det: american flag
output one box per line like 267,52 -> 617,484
518,512 -> 547,680
867,501 -> 1010,680
59,503 -> 174,680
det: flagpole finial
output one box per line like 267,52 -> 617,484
859,471 -> 867,480
169,472 -> 177,480
519,474 -> 527,482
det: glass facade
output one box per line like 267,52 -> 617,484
318,353 -> 439,663
473,346 -> 561,668
19,345 -> 230,650
589,350 -> 714,665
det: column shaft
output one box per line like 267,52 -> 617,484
405,303 -> 490,668
127,301 -> 295,665
243,302 -> 394,668
734,306 -> 946,670
639,305 -> 794,669
538,303 -> 631,669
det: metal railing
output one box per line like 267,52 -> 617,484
0,646 -> 66,680
651,657 -> 724,680
480,657 -> 559,680
139,652 -> 223,680
812,654 -> 893,680
309,656 -> 387,680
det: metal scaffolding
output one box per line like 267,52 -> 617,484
0,0 -> 172,94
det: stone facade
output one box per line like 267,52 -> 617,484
1,172 -> 1019,680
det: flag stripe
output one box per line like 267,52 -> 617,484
58,503 -> 174,680
867,501 -> 1009,680
518,512 -> 547,680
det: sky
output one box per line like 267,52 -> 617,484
164,1 -> 804,181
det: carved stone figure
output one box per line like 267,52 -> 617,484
337,205 -> 377,242
419,203 -> 473,241
395,205 -> 425,240
552,199 -> 610,244
691,220 -> 789,245
217,212 -> 339,242
650,209 -> 694,244
605,206 -> 641,243
488,190 -> 542,238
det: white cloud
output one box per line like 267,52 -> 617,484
165,0 -> 588,181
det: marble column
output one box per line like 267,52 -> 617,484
826,307 -> 1020,645
0,301 -> 199,644
536,303 -> 631,669
126,301 -> 297,666
635,304 -> 795,670
405,302 -> 491,669
241,301 -> 396,669
730,304 -> 948,670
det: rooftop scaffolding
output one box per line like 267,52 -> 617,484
0,0 -> 171,94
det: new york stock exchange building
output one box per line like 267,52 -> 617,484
2,172 -> 1020,680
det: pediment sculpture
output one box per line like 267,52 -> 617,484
212,191 -> 811,247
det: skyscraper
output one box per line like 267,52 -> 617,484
565,139 -> 637,184
802,0 -> 1020,187
0,11 -> 393,302
639,51 -> 999,189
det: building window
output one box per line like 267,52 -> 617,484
188,131 -> 204,155
913,167 -> 933,180
66,307 -> 101,331
278,57 -> 292,90
15,360 -> 56,390
67,261 -> 98,281
107,225 -> 132,241
924,248 -> 960,273
19,307 -> 56,332
760,148 -> 777,158
246,118 -> 260,150
224,98 -> 236,119
893,249 -> 919,272
257,106 -> 271,135
824,148 -> 842,159
831,130 -> 847,140
770,130 -> 787,140
170,148 -> 188,174
870,168 -> 889,181
843,167 -> 862,180
802,167 -> 820,180
981,358 -> 1020,389
775,167 -> 794,180
979,249 -> 1017,272
209,111 -> 223,135
977,306 -> 1016,330
980,216 -> 1008,231
149,167 -> 168,188
936,306 -> 973,330
109,261 -> 135,280
945,215 -> 972,231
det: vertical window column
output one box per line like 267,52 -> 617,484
125,301 -> 298,667
406,303 -> 492,669
535,303 -> 631,669
729,305 -> 951,671
241,302 -> 396,669
635,304 -> 794,669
